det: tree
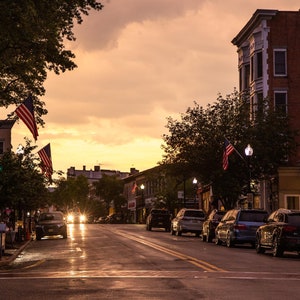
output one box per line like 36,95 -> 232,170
51,175 -> 90,212
0,0 -> 104,125
0,139 -> 50,215
161,90 -> 298,209
93,175 -> 126,215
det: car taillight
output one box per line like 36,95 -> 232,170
282,225 -> 297,233
234,224 -> 247,230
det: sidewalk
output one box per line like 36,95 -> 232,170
0,239 -> 31,266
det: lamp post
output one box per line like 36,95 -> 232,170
140,184 -> 145,223
245,144 -> 253,209
192,178 -> 198,208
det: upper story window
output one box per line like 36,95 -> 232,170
274,91 -> 287,115
239,63 -> 250,92
250,51 -> 263,82
274,49 -> 287,76
250,92 -> 264,122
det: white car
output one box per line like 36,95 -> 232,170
171,208 -> 206,237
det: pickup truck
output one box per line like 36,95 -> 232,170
146,209 -> 171,232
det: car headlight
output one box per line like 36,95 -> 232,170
80,214 -> 86,223
67,214 -> 74,223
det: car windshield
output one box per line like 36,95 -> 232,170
286,214 -> 300,225
214,212 -> 226,220
184,210 -> 205,218
40,213 -> 63,221
239,211 -> 267,222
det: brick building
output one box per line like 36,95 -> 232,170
232,9 -> 300,210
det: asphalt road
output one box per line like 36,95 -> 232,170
0,223 -> 299,299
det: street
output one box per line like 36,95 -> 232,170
0,223 -> 299,299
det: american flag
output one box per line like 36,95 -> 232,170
38,143 -> 53,180
15,96 -> 39,141
131,182 -> 138,194
223,139 -> 235,170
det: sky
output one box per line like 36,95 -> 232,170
9,0 -> 300,178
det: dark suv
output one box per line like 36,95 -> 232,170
146,209 -> 171,232
35,211 -> 67,240
215,209 -> 268,247
256,208 -> 300,257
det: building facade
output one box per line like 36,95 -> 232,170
0,120 -> 15,155
232,9 -> 300,210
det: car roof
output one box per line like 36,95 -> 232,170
276,208 -> 300,214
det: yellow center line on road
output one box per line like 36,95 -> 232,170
115,230 -> 227,273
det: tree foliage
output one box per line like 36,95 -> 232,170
51,175 -> 90,212
0,0 -> 104,125
93,175 -> 126,214
0,139 -> 49,211
161,90 -> 298,209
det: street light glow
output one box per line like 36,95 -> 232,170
245,144 -> 253,157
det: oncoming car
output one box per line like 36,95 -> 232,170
35,211 -> 67,240
67,208 -> 87,224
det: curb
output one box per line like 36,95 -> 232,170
0,239 -> 31,266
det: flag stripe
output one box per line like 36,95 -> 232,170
223,139 -> 235,170
15,96 -> 38,140
38,144 -> 53,179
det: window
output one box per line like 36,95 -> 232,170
274,91 -> 287,115
250,55 -> 254,82
274,49 -> 287,76
250,52 -> 263,81
256,52 -> 263,78
239,64 -> 250,92
285,196 -> 300,210
250,92 -> 264,121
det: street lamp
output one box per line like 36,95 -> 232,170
245,144 -> 253,208
140,184 -> 145,223
192,178 -> 198,208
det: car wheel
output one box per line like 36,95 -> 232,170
255,236 -> 265,254
176,228 -> 182,236
215,234 -> 222,245
63,231 -> 67,239
226,233 -> 233,248
170,225 -> 175,235
272,236 -> 284,257
195,232 -> 200,238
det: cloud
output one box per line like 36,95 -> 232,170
11,0 -> 300,175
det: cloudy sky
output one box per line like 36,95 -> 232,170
11,0 -> 300,177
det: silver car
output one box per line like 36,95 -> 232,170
171,208 -> 206,237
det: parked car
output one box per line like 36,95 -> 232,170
215,209 -> 268,247
171,208 -> 206,237
146,209 -> 171,231
202,209 -> 226,242
255,208 -> 300,257
35,211 -> 67,240
105,213 -> 123,224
